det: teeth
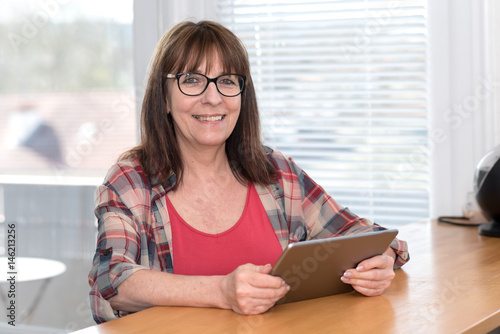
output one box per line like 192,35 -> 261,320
193,115 -> 224,121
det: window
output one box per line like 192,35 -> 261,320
216,0 -> 429,225
0,1 -> 134,331
0,0 -> 136,181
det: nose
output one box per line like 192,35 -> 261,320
201,81 -> 223,105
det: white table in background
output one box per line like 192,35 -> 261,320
0,257 -> 66,324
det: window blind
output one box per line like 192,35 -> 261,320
216,0 -> 429,225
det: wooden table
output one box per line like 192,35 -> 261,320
72,219 -> 500,334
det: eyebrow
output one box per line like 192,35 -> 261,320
188,69 -> 228,77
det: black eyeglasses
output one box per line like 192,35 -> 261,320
166,72 -> 246,97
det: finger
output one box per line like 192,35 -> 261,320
341,275 -> 388,287
351,284 -> 385,297
356,255 -> 390,272
249,275 -> 287,290
232,264 -> 288,290
234,287 -> 289,315
257,264 -> 273,274
247,269 -> 288,290
343,268 -> 394,281
236,298 -> 276,315
249,290 -> 287,306
244,263 -> 274,273
240,263 -> 270,273
245,283 -> 290,300
341,273 -> 393,293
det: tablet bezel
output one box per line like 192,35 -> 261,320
270,229 -> 399,304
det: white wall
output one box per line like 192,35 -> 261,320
489,0 -> 500,145
429,0 -> 500,217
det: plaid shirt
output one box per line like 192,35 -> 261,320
89,147 -> 409,323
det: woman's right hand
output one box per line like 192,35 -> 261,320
220,263 -> 290,315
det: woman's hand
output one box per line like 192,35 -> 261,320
220,263 -> 290,315
340,249 -> 396,296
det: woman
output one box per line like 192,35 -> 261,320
88,20 -> 409,324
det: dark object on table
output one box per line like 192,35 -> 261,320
474,145 -> 500,237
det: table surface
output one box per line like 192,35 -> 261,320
72,219 -> 500,334
0,257 -> 66,282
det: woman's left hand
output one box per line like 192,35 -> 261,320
340,249 -> 396,296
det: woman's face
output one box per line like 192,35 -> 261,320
166,56 -> 241,153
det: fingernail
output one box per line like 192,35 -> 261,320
286,285 -> 290,291
343,271 -> 352,277
281,280 -> 287,286
341,276 -> 349,282
356,266 -> 364,271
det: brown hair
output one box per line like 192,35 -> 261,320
121,20 -> 275,188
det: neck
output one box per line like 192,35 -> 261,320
179,143 -> 232,181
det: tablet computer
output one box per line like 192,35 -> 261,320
270,229 -> 398,304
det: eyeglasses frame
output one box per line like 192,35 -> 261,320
166,72 -> 246,97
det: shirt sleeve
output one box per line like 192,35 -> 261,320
88,163 -> 152,323
276,152 -> 410,269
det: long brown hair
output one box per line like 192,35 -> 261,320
121,20 -> 275,188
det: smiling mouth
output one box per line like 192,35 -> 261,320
193,115 -> 225,121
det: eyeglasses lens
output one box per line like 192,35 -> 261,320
178,73 -> 244,97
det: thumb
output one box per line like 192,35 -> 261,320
257,263 -> 273,274
356,254 -> 386,272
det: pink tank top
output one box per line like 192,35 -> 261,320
167,183 -> 283,275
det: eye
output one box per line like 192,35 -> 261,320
218,75 -> 237,86
181,73 -> 204,85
